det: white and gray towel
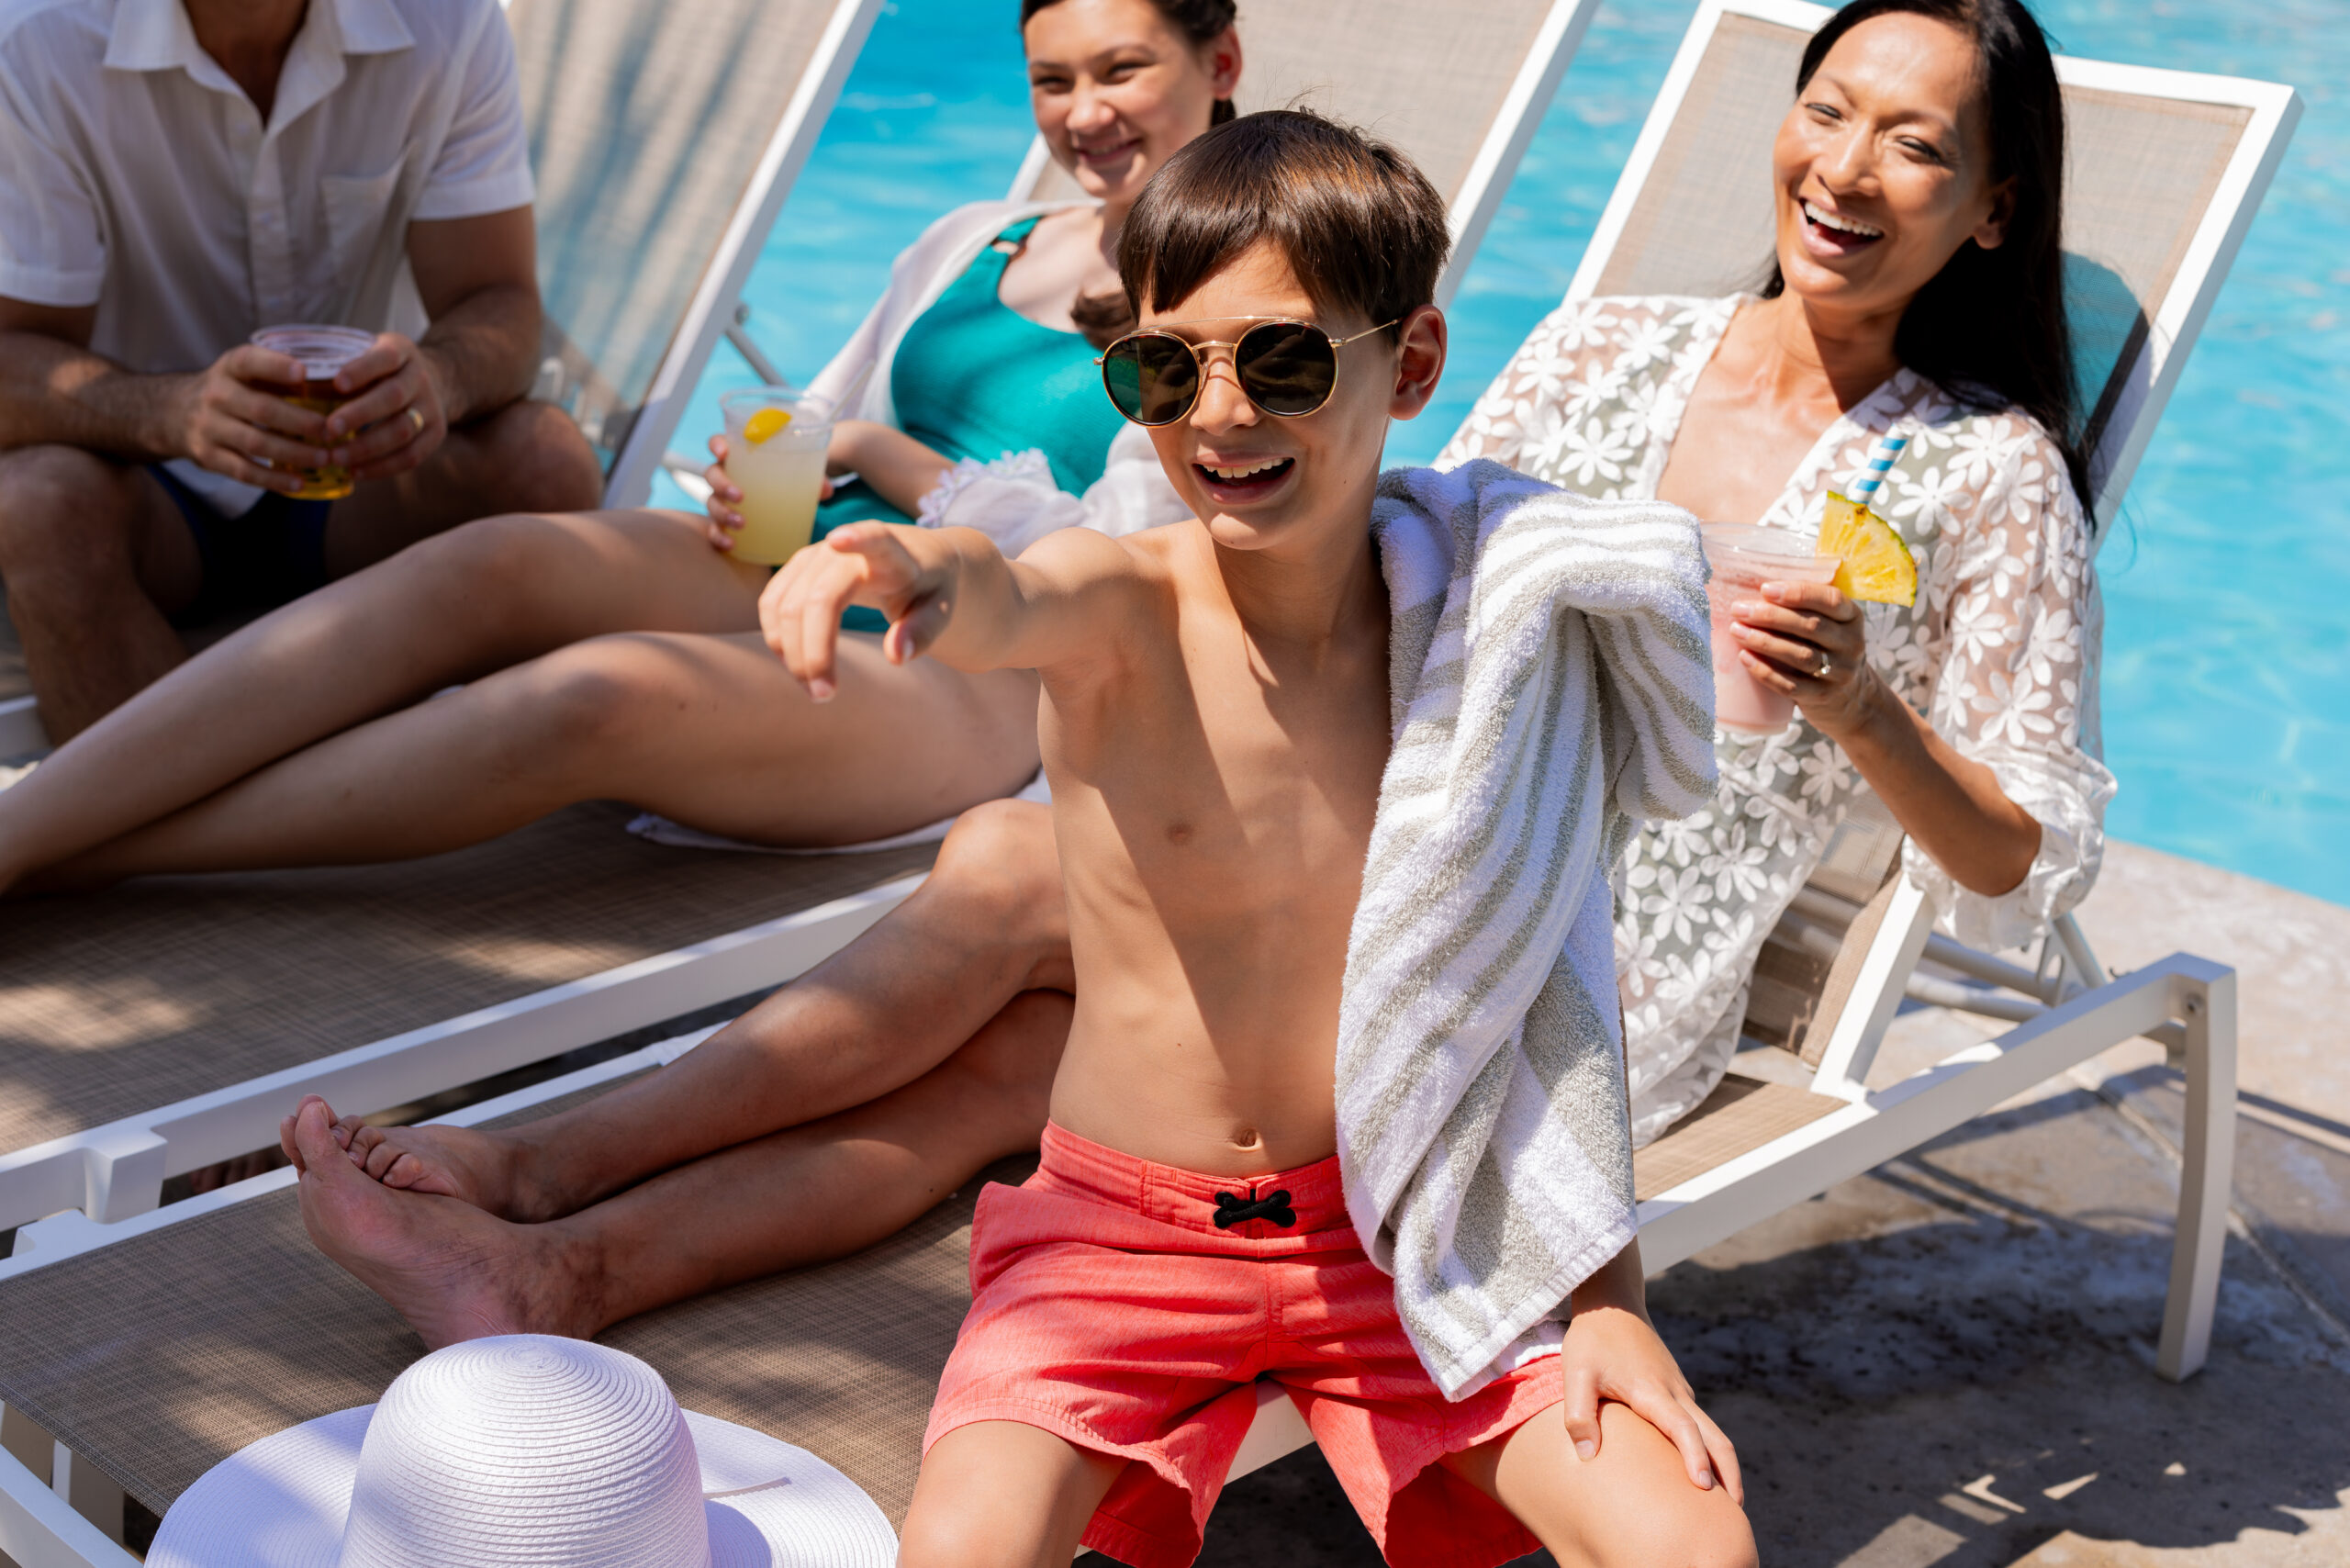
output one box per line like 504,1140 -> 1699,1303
1337,460 -> 1718,1397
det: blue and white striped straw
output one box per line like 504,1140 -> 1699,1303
1847,433 -> 1908,503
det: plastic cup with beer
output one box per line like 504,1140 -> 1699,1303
1698,522 -> 1840,734
719,387 -> 835,566
249,325 -> 378,500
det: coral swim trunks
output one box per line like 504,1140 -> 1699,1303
924,1124 -> 1563,1568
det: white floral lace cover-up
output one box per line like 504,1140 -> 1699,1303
1439,295 -> 2116,1145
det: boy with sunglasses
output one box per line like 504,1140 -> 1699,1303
760,111 -> 1754,1568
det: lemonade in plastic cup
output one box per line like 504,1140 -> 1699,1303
721,387 -> 834,566
250,325 -> 376,499
1698,522 -> 1840,734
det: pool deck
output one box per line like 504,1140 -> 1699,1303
1209,841 -> 2350,1567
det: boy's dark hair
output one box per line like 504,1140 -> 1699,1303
1117,109 -> 1450,341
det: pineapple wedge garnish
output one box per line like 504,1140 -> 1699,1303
1818,492 -> 1918,606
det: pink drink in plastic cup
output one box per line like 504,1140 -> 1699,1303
1700,522 -> 1839,734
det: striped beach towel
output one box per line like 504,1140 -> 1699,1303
1337,460 -> 1718,1396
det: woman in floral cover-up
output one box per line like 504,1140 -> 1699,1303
1440,288 -> 2112,1141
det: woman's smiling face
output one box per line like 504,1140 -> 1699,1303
1770,11 -> 2014,320
1023,0 -> 1241,209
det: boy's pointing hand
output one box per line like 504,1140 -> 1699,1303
759,522 -> 957,701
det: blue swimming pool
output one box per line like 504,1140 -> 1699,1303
655,0 -> 2350,909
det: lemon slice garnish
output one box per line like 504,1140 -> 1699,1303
743,407 -> 792,445
1818,491 -> 1919,606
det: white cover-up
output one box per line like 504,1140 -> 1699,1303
1338,462 -> 1716,1396
1441,294 -> 2115,1144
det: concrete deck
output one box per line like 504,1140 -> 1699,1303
1205,841 -> 2350,1567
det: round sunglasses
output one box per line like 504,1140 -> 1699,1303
1097,316 -> 1398,427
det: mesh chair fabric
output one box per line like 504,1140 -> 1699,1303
509,0 -> 841,466
0,807 -> 934,1157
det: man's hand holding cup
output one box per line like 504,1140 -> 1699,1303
320,332 -> 450,482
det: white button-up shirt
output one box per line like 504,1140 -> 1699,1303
0,0 -> 532,374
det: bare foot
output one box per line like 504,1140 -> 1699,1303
288,1099 -> 603,1350
276,1097 -> 556,1221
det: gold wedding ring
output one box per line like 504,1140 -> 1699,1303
407,407 -> 427,436
1816,653 -> 1832,679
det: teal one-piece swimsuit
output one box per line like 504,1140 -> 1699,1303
813,215 -> 1126,632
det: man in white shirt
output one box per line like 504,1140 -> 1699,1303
0,0 -> 603,738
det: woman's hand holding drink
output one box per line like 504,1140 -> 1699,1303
711,387 -> 835,565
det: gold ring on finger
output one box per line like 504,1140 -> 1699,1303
408,407 -> 427,435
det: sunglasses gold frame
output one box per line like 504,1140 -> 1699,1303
1096,316 -> 1401,426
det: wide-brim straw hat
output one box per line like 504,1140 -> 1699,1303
147,1336 -> 896,1568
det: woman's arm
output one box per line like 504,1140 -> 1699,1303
831,420 -> 954,515
1728,580 -> 2040,895
1729,423 -> 2110,910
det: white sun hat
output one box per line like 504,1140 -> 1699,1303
146,1335 -> 897,1568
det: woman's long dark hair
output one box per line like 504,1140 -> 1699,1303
1019,0 -> 1242,346
1765,0 -> 2091,510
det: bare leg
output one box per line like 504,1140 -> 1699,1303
318,801 -> 1072,1220
0,507 -> 768,889
32,630 -> 1039,886
0,447 -> 201,740
290,987 -> 1068,1346
1441,1402 -> 1757,1568
319,399 -> 604,575
897,1423 -> 1124,1568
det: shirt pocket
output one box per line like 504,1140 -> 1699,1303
319,163 -> 409,297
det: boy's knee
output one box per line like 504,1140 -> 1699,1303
894,1511 -> 999,1568
934,799 -> 1064,942
1605,1492 -> 1757,1568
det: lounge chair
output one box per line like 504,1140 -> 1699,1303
0,0 -> 912,1234
0,0 -> 1599,1271
0,2 -> 2300,1562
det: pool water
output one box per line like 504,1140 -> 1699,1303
657,0 -> 2350,909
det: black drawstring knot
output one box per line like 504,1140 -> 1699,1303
1213,1188 -> 1296,1229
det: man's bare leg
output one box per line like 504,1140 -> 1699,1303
321,399 -> 603,573
0,447 -> 202,739
300,801 -> 1071,1220
0,507 -> 762,890
289,986 -> 1069,1348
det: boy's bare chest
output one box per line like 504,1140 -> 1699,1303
1046,630 -> 1390,917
